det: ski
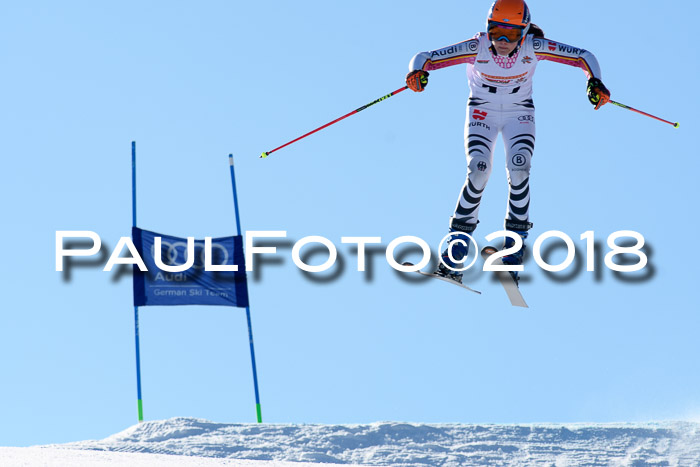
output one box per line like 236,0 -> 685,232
480,247 -> 528,308
402,262 -> 481,295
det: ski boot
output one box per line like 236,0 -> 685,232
435,218 -> 477,284
501,219 -> 533,285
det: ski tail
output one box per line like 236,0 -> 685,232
480,247 -> 528,308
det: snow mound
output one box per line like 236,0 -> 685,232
53,417 -> 700,466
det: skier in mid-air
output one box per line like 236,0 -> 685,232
406,0 -> 610,284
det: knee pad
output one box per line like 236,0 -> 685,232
467,155 -> 492,190
507,152 -> 531,187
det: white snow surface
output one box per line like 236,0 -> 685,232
6,417 -> 700,466
0,447 -> 341,467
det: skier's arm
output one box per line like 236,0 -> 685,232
406,35 -> 480,92
409,35 -> 481,72
533,38 -> 602,80
534,37 -> 610,108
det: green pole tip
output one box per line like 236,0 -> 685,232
260,152 -> 269,158
674,122 -> 680,129
256,403 -> 263,423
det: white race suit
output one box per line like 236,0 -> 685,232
409,32 -> 602,228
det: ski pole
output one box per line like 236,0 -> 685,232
609,100 -> 679,128
260,86 -> 409,158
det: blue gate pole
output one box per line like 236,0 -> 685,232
132,141 -> 144,422
228,155 -> 262,423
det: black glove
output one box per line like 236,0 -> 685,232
406,70 -> 429,92
587,78 -> 610,110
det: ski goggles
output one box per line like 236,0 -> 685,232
487,22 -> 525,43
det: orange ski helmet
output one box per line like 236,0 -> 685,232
487,0 -> 531,44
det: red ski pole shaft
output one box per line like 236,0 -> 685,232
261,86 -> 409,158
609,100 -> 679,128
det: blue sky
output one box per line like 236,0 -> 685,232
1,0 -> 699,447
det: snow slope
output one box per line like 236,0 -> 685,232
0,447 -> 347,467
32,417 -> 700,466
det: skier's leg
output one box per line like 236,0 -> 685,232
500,108 -> 536,280
436,106 -> 499,280
502,108 -> 535,224
453,106 -> 499,225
